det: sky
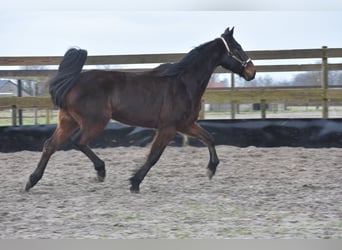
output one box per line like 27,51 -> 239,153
0,1 -> 342,57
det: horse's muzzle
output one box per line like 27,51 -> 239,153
243,61 -> 256,81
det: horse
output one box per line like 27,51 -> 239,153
24,27 -> 256,193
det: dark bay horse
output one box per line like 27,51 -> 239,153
25,27 -> 256,193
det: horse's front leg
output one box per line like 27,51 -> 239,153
130,127 -> 176,193
179,122 -> 219,179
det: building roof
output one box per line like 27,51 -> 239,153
0,79 -> 13,89
0,79 -> 31,96
0,79 -> 16,91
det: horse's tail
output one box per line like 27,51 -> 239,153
49,48 -> 88,109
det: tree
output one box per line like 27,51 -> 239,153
235,74 -> 275,87
291,71 -> 321,86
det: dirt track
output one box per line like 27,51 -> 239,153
1,146 -> 342,238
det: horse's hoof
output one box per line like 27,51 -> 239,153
206,168 -> 214,180
24,181 -> 32,192
97,175 -> 105,182
130,186 -> 140,194
129,177 -> 140,193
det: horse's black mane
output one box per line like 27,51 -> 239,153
152,40 -> 214,77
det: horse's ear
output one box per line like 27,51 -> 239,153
229,27 -> 235,36
223,27 -> 234,37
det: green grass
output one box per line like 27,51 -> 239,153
0,109 -> 58,126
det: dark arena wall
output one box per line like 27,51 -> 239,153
1,119 -> 342,153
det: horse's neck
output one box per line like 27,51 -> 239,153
183,40 -> 222,101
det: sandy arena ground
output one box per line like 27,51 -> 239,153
0,145 -> 341,239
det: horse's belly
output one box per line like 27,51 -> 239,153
111,106 -> 159,129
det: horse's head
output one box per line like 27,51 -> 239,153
219,27 -> 256,81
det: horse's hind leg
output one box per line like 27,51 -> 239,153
130,127 -> 176,193
25,111 -> 78,191
179,123 -> 219,179
71,120 -> 109,181
72,128 -> 106,182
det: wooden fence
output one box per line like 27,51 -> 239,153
1,46 -> 342,125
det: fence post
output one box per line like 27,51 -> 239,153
34,82 -> 38,125
261,99 -> 267,119
45,109 -> 51,124
321,46 -> 329,119
11,105 -> 17,126
230,72 -> 236,119
17,79 -> 23,125
199,99 -> 205,119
